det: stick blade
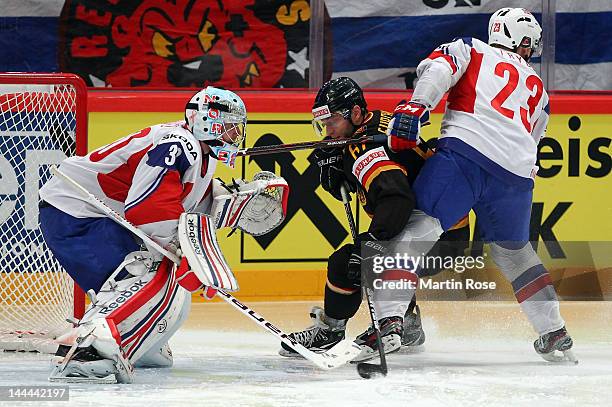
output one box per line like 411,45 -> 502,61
357,362 -> 388,379
293,340 -> 362,370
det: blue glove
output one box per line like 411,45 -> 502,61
387,100 -> 430,151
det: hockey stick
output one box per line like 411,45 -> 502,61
339,184 -> 388,378
49,166 -> 361,370
236,134 -> 386,157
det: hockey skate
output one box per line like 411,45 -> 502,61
279,306 -> 346,357
401,304 -> 425,351
351,316 -> 403,362
50,344 -> 126,384
534,326 -> 578,364
49,320 -> 134,384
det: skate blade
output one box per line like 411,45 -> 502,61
350,336 -> 401,363
539,349 -> 579,365
398,344 -> 425,354
278,348 -> 304,359
278,346 -> 342,359
49,374 -> 117,384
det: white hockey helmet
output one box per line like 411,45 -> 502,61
488,8 -> 542,57
185,86 -> 247,168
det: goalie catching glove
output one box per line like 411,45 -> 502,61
210,171 -> 289,236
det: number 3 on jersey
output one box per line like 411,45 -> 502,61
490,62 -> 543,133
165,144 -> 181,166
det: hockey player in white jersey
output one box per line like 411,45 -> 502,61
39,87 -> 250,382
386,8 -> 575,362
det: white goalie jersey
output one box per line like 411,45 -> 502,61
412,37 -> 550,181
40,121 -> 217,249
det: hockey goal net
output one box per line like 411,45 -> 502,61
0,73 -> 86,352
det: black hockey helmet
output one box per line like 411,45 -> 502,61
312,77 -> 367,120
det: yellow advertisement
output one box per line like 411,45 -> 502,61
88,111 -> 612,300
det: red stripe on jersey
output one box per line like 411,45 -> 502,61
515,274 -> 552,303
447,48 -> 484,114
181,182 -> 194,201
97,145 -> 152,202
427,50 -> 458,74
361,161 -> 406,190
90,128 -> 151,162
125,170 -> 185,226
201,182 -> 212,202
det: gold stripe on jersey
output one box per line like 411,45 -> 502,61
363,163 -> 407,191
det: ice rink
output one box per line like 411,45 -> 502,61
1,301 -> 611,407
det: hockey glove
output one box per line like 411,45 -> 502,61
201,286 -> 218,300
387,101 -> 430,151
176,257 -> 218,298
176,257 -> 204,292
347,232 -> 386,284
311,147 -> 352,201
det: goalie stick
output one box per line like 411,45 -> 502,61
236,133 -> 387,157
340,184 -> 388,379
50,165 -> 361,371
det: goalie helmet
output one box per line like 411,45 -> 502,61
488,8 -> 542,58
312,77 -> 367,137
185,86 -> 247,168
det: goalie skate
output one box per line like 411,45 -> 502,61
49,320 -> 134,384
351,316 -> 403,363
50,345 -> 124,384
279,306 -> 345,358
534,326 -> 578,364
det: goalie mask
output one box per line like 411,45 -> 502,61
185,86 -> 247,168
488,8 -> 542,59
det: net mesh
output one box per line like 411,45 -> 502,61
0,78 -> 81,352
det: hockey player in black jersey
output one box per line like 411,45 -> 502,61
280,77 -> 469,362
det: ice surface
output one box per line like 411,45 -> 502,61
1,301 -> 610,407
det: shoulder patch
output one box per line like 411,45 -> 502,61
352,146 -> 407,190
158,130 -> 200,163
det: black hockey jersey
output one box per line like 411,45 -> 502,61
342,110 -> 434,240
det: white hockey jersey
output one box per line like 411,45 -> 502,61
413,37 -> 550,182
40,121 -> 216,249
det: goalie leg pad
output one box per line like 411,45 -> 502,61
52,257 -> 191,382
134,342 -> 173,368
106,258 -> 191,365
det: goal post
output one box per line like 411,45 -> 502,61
0,72 -> 87,352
